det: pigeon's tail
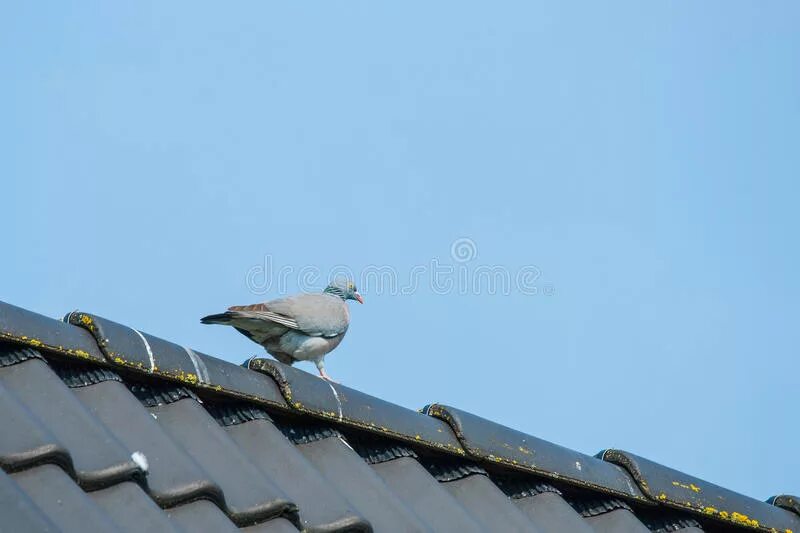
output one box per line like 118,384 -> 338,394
200,312 -> 234,325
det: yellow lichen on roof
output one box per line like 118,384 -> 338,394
672,480 -> 702,493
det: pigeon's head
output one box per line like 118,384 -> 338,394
325,277 -> 364,304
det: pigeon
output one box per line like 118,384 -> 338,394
201,278 -> 363,381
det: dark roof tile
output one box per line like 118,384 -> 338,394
0,468 -> 59,533
275,419 -> 344,445
510,491 -> 595,533
0,343 -> 44,367
166,499 -> 240,533
347,433 -> 419,465
602,449 -> 800,532
0,356 -> 142,490
369,456 -> 484,533
219,412 -> 371,532
584,508 -> 652,533
11,464 -> 121,533
128,380 -> 200,407
419,456 -> 488,483
768,494 -> 800,517
496,478 -> 600,533
241,517 -> 300,532
196,351 -> 287,406
492,475 -> 562,499
0,302 -> 105,363
0,380 -> 71,473
67,311 -> 287,408
69,378 -> 224,508
247,358 -> 464,455
292,431 -> 432,532
89,481 -> 182,533
641,513 -> 704,532
438,472 -> 542,532
208,402 -> 273,426
65,311 -> 186,377
425,403 -> 646,501
144,394 -> 297,526
50,359 -> 122,388
568,494 -> 633,517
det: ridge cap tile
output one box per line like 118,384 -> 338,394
0,301 -> 104,363
246,357 -> 464,455
768,495 -> 800,518
65,311 -> 287,409
423,403 -> 648,502
601,449 -> 800,532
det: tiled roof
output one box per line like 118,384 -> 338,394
0,300 -> 797,533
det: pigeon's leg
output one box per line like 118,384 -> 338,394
314,359 -> 337,383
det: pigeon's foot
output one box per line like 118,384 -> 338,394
318,369 -> 338,383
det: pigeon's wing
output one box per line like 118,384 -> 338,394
266,293 -> 350,338
227,303 -> 300,329
201,303 -> 295,347
202,293 -> 349,339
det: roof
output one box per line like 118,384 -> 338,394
0,299 -> 797,533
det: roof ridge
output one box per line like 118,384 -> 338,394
0,300 -> 797,533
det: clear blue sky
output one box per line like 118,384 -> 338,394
3,2 -> 798,499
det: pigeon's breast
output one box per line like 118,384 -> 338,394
278,330 -> 345,361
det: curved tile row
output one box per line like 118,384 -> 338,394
0,347 -> 346,532
423,403 -> 647,502
335,425 -> 697,533
245,357 -> 464,455
0,350 -> 143,490
0,300 -> 796,533
602,449 -> 799,532
209,406 -> 371,532
0,336 -> 710,533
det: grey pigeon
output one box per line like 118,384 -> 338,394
201,278 -> 363,381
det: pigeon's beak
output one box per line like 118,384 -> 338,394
354,292 -> 364,304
